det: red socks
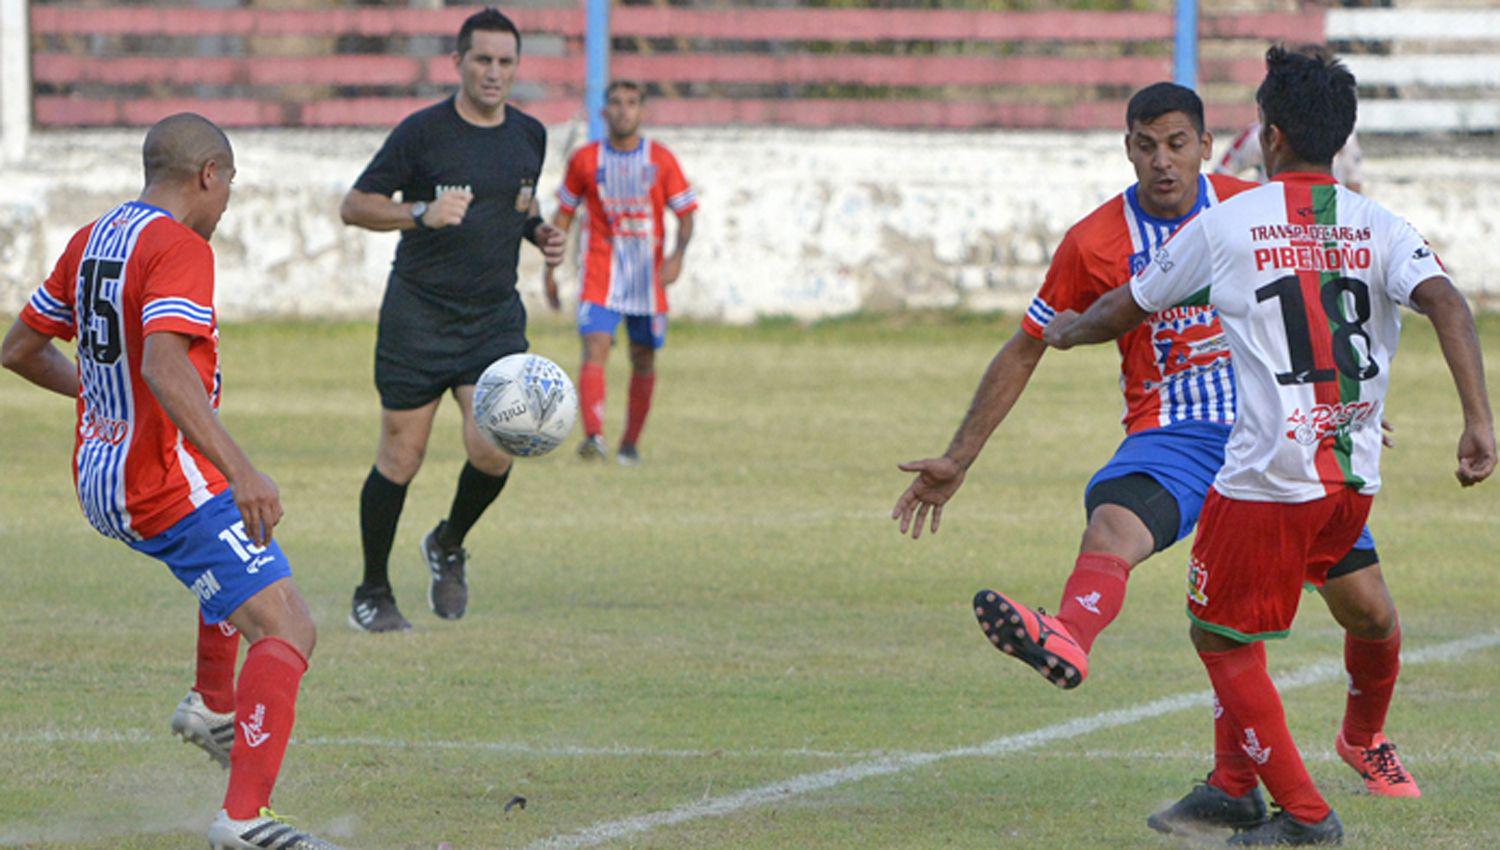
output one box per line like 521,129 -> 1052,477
196,613 -> 240,714
623,372 -> 656,447
1200,642 -> 1330,824
579,363 -> 606,437
1054,552 -> 1130,653
1209,691 -> 1259,797
1342,623 -> 1401,748
223,637 -> 308,819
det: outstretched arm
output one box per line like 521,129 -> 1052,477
892,329 -> 1047,539
142,332 -> 283,545
1,320 -> 79,398
1042,284 -> 1150,350
1410,277 -> 1495,486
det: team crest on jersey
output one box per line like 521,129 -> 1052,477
1129,250 -> 1150,276
1187,557 -> 1210,606
1284,401 -> 1377,446
514,177 -> 536,212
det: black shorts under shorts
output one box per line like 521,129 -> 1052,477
374,274 -> 528,410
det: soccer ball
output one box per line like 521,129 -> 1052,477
472,353 -> 578,457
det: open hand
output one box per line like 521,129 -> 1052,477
891,456 -> 967,540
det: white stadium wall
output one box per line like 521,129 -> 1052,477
1,126 -> 1497,322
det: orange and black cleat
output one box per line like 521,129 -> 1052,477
973,588 -> 1088,689
1336,731 -> 1421,798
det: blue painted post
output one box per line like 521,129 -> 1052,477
1173,0 -> 1198,89
585,0 -> 610,141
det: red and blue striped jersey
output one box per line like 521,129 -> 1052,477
20,201 -> 227,541
557,139 -> 697,316
1022,173 -> 1256,434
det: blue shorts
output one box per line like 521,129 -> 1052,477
129,490 -> 293,624
1086,420 -> 1377,554
578,302 -> 667,349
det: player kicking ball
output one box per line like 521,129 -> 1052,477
2,114 -> 342,850
544,80 -> 697,466
1044,45 -> 1494,844
893,79 -> 1423,835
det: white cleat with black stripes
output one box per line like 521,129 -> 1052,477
207,809 -> 346,850
170,690 -> 235,769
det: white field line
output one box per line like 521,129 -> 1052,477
524,633 -> 1500,850
0,728 -> 914,761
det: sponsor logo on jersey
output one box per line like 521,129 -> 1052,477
1150,315 -> 1230,380
1284,401 -> 1378,446
1242,728 -> 1272,765
1253,244 -> 1372,273
79,413 -> 129,445
1152,247 -> 1175,273
240,703 -> 271,748
1187,557 -> 1210,606
435,183 -> 472,198
1249,224 -> 1371,242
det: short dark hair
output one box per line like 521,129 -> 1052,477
1256,43 -> 1357,166
457,7 -> 521,57
606,80 -> 645,100
1125,82 -> 1205,135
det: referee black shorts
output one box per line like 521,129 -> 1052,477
374,275 -> 528,411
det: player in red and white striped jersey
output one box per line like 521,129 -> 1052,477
1047,47 -> 1494,845
2,115 -> 340,850
544,80 -> 697,465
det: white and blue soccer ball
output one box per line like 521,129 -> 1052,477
473,353 -> 578,457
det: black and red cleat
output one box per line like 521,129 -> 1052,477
973,588 -> 1089,689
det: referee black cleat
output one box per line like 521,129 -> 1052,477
1147,774 -> 1268,835
1228,807 -> 1343,846
422,522 -> 468,620
349,583 -> 412,633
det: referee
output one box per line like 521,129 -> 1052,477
340,7 -> 564,632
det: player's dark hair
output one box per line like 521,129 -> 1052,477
1125,82 -> 1205,135
606,80 -> 645,101
1256,43 -> 1357,166
457,7 -> 522,57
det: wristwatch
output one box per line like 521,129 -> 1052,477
410,201 -> 430,229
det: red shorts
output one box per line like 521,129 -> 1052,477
1187,487 -> 1373,642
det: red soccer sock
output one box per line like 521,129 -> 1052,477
622,372 -> 656,447
1209,691 -> 1259,797
1342,622 -> 1401,748
1200,642 -> 1330,824
222,637 -> 307,819
195,612 -> 241,714
579,363 -> 606,438
1053,552 -> 1131,654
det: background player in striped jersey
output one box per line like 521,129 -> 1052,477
1045,45 -> 1493,844
544,80 -> 698,466
893,83 -> 1421,829
2,114 -> 341,850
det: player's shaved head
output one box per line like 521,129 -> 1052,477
142,113 -> 233,186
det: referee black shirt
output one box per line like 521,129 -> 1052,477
354,96 -> 547,320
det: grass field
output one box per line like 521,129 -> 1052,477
1,311 -> 1497,849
